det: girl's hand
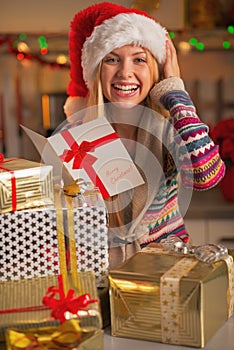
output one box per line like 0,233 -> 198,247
163,35 -> 180,79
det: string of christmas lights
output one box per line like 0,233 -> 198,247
169,25 -> 234,53
0,33 -> 70,69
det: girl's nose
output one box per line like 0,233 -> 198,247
116,61 -> 133,79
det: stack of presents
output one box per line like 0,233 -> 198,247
0,117 -> 233,349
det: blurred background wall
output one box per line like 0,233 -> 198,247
0,0 -> 234,159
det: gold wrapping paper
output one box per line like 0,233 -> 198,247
109,243 -> 234,348
0,275 -> 58,342
0,272 -> 102,342
0,158 -> 54,213
54,193 -> 68,285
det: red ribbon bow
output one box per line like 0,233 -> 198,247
60,140 -> 97,170
42,275 -> 98,324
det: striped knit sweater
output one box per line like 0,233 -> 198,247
139,78 -> 225,247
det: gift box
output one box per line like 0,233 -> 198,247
0,157 -> 54,213
109,243 -> 234,348
0,272 -> 102,343
0,189 -> 109,287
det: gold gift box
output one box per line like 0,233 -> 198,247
109,244 -> 233,348
0,272 -> 102,342
0,158 -> 54,213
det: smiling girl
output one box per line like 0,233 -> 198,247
64,2 -> 225,269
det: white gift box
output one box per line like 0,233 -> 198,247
22,117 -> 144,199
0,191 -> 108,287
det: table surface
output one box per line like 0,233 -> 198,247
104,315 -> 234,350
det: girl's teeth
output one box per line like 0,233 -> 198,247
114,84 -> 137,91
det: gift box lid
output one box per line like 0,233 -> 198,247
0,158 -> 52,174
109,249 -> 228,284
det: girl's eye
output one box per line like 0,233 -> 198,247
103,57 -> 119,64
135,57 -> 147,63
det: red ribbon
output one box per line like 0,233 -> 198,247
0,275 -> 97,326
42,275 -> 98,324
0,153 -> 17,211
0,305 -> 48,314
59,130 -> 119,198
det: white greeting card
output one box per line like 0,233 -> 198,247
22,117 -> 144,198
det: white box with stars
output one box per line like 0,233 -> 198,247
0,191 -> 109,287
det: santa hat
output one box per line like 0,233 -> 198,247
67,2 -> 167,98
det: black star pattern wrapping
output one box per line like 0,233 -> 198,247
0,209 -> 60,281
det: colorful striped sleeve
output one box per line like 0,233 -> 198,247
150,77 -> 225,190
161,89 -> 225,190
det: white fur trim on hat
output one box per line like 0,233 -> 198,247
82,13 -> 167,89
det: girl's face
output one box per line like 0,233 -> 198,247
100,45 -> 157,107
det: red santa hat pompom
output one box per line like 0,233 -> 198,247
67,2 -> 167,98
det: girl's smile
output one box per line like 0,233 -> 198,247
112,83 -> 139,96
